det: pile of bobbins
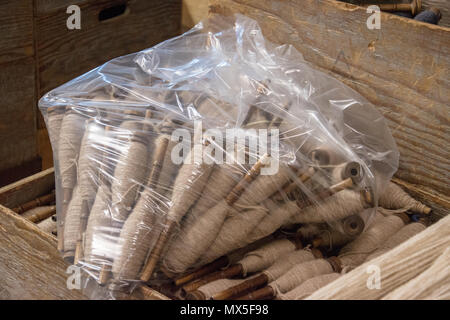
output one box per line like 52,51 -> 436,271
45,82 -> 431,300
12,190 -> 57,236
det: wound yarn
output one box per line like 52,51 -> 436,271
307,215 -> 450,300
365,222 -> 426,261
193,278 -> 248,300
83,185 -> 115,265
63,185 -> 83,261
37,215 -> 57,234
46,107 -> 65,151
282,273 -> 340,300
111,127 -> 151,221
382,247 -> 450,300
379,182 -> 430,214
197,201 -> 274,265
58,110 -> 86,198
271,259 -> 334,294
239,238 -> 297,276
338,213 -> 407,269
264,249 -> 317,282
290,189 -> 367,224
112,187 -> 162,282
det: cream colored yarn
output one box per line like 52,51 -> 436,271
238,239 -> 297,276
197,201 -> 275,265
154,137 -> 179,197
306,215 -> 450,300
112,187 -> 161,281
382,247 -> 450,300
83,185 -> 114,264
58,111 -> 86,191
47,108 -> 65,151
365,222 -> 426,261
111,128 -> 151,221
271,259 -> 334,294
338,213 -> 406,269
379,182 -> 430,214
281,273 -> 340,300
290,189 -> 366,224
197,278 -> 247,299
63,185 -> 83,257
264,249 -> 316,282
37,215 -> 57,234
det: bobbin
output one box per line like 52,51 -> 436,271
13,190 -> 55,214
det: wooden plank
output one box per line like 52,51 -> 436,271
35,0 -> 182,97
0,168 -> 54,209
0,57 -> 38,176
0,205 -> 85,299
0,0 -> 34,64
182,0 -> 209,31
209,0 -> 450,217
0,157 -> 42,189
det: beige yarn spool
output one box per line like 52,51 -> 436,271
271,258 -> 336,294
36,215 -> 57,234
281,273 -> 340,300
83,185 -> 114,266
112,187 -> 162,282
176,235 -> 275,288
290,188 -> 369,224
382,247 -> 450,300
330,161 -> 363,184
111,125 -> 152,221
46,107 -> 65,151
161,155 -> 268,274
58,109 -> 86,251
338,213 -> 408,269
22,205 -> 56,223
153,137 -> 179,197
63,185 -> 83,262
187,278 -> 248,300
140,143 -> 215,281
163,162 -> 246,272
197,200 -> 277,265
307,215 -> 450,300
365,222 -> 426,261
379,181 -> 431,214
210,248 -> 318,300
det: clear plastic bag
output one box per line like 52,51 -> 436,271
39,14 -> 399,300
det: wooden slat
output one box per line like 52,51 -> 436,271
35,0 -> 182,97
0,168 -> 54,209
0,0 -> 34,64
209,0 -> 450,217
0,57 -> 38,177
0,206 -> 85,299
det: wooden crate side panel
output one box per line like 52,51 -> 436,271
0,0 -> 34,64
36,0 -> 182,97
209,0 -> 450,215
0,206 -> 85,299
0,168 -> 54,209
0,57 -> 38,176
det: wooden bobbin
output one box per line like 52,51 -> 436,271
296,177 -> 354,209
211,273 -> 269,300
366,0 -> 422,16
27,205 -> 57,223
225,153 -> 270,205
339,161 -> 363,184
181,264 -> 243,295
236,286 -> 275,300
175,256 -> 230,287
342,214 -> 365,237
13,190 -> 55,214
282,166 -> 317,196
99,263 -> 111,286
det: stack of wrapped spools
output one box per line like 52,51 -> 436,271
39,15 -> 448,300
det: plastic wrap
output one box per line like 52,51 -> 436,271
39,14 -> 399,299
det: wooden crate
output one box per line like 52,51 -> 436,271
0,0 -> 182,185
